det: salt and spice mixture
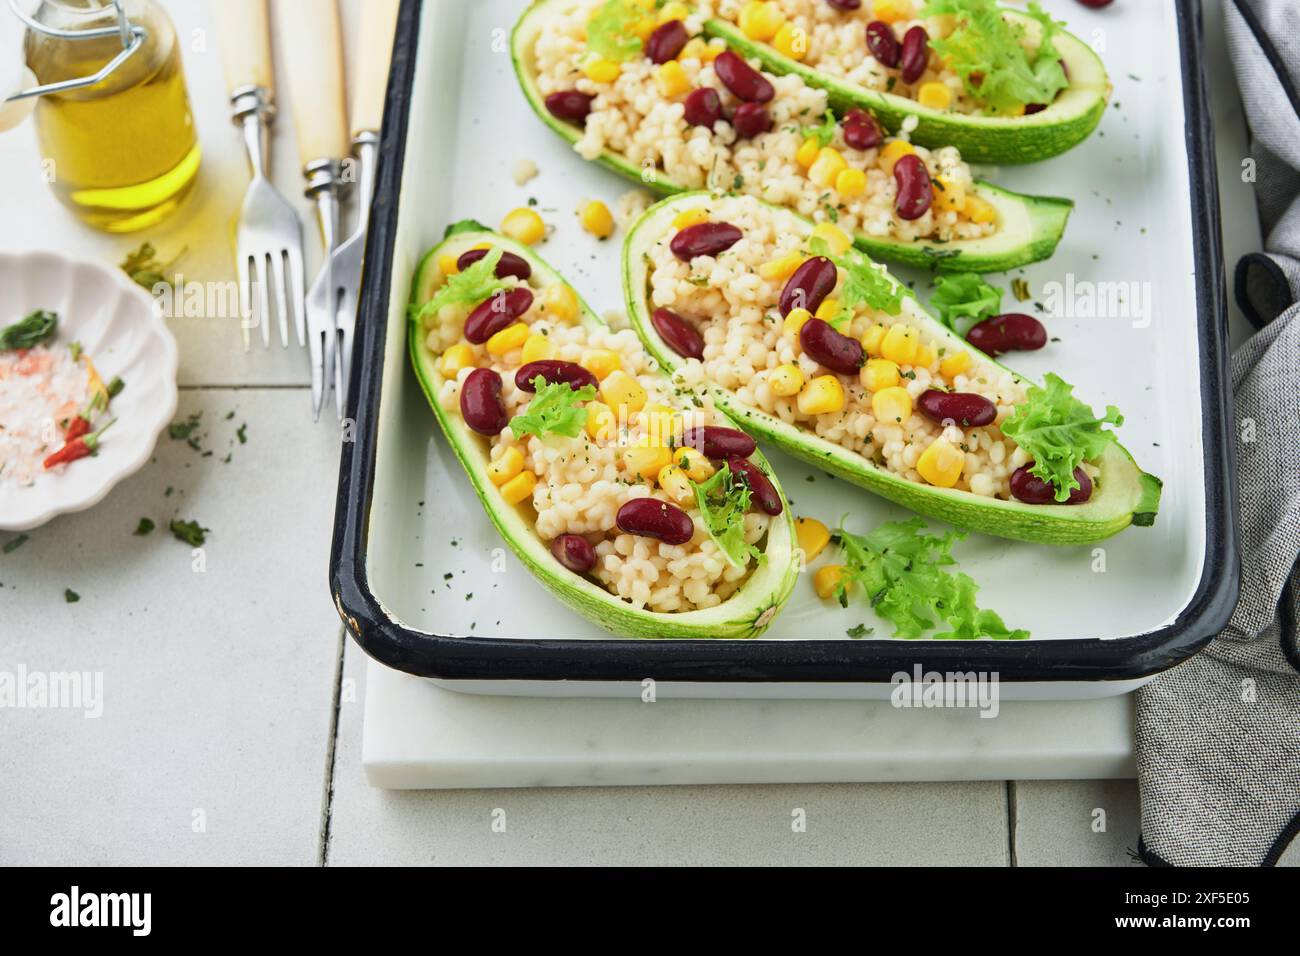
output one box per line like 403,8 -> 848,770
532,0 -> 999,244
644,196 -> 1102,501
417,243 -> 783,613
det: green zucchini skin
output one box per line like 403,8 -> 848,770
705,7 -> 1111,165
622,193 -> 1161,545
409,223 -> 798,639
510,0 -> 1071,274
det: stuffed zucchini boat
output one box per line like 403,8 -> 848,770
409,221 -> 798,639
512,0 -> 1072,273
700,0 -> 1110,165
623,193 -> 1161,544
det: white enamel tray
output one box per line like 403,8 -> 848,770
331,0 -> 1237,699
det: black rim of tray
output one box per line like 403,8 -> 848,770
330,0 -> 1240,684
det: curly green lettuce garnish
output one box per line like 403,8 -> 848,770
928,273 -> 1002,334
510,377 -> 597,440
920,0 -> 1069,115
833,518 -> 1029,640
807,237 -> 905,327
692,464 -> 762,568
411,248 -> 508,324
1000,373 -> 1122,502
0,310 -> 58,351
586,0 -> 647,63
801,110 -> 839,148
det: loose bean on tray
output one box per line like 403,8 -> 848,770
966,313 -> 1047,355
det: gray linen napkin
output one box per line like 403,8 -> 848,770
1133,0 -> 1300,868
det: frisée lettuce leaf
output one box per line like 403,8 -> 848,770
692,464 -> 762,568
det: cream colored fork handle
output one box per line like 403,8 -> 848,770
351,0 -> 400,136
276,0 -> 349,164
212,0 -> 273,96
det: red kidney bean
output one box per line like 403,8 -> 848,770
1024,103 -> 1047,115
800,318 -> 865,375
714,50 -> 775,102
917,389 -> 997,427
900,25 -> 930,84
1075,0 -> 1112,8
456,247 -> 532,281
463,287 -> 534,344
459,368 -> 509,436
645,19 -> 689,64
965,313 -> 1048,355
865,20 -> 901,68
893,153 -> 933,220
683,87 -> 723,128
843,109 -> 883,150
551,534 -> 597,574
1010,465 -> 1093,505
681,425 -> 757,461
670,221 -> 743,261
826,0 -> 862,10
652,308 -> 705,360
514,360 -> 598,392
544,90 -> 594,123
617,498 -> 695,545
732,101 -> 772,139
727,457 -> 783,516
778,256 -> 837,316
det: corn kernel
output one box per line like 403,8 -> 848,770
917,438 -> 964,488
782,307 -> 813,339
520,333 -> 555,365
773,22 -> 807,60
871,385 -> 913,423
638,403 -> 679,446
835,167 -> 867,197
918,81 -> 952,110
939,350 -> 972,379
581,349 -> 622,381
658,1 -> 689,24
586,401 -> 617,442
583,58 -> 621,84
964,194 -> 998,224
543,283 -> 580,323
500,470 -> 538,505
633,16 -> 656,40
488,446 -> 525,486
797,374 -> 846,416
679,37 -> 709,60
872,0 -> 914,25
738,1 -> 784,41
672,447 -> 715,482
877,139 -> 916,174
769,363 -> 804,397
860,358 -> 900,392
600,369 -> 647,414
860,323 -> 886,356
796,136 -> 821,169
439,342 -> 475,378
759,252 -> 806,282
657,60 -> 691,98
811,221 -> 852,257
486,321 -> 529,356
437,252 -> 460,276
578,199 -> 615,239
657,464 -> 695,505
933,175 -> 967,214
500,207 -> 546,245
623,440 -> 673,481
880,323 -> 919,364
814,297 -> 841,322
672,207 -> 710,230
814,564 -> 848,600
913,344 -> 937,369
808,147 -> 847,188
795,517 -> 831,563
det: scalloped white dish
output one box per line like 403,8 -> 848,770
0,251 -> 178,532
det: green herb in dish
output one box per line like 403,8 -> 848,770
807,237 -> 906,326
509,378 -> 597,440
585,0 -> 645,62
0,310 -> 58,350
409,247 -> 508,325
833,518 -> 1029,640
692,464 -> 762,568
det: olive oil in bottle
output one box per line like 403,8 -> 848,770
24,0 -> 200,232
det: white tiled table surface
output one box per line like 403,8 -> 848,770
0,0 -> 1282,866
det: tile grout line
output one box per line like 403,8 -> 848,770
1006,780 -> 1019,867
316,625 -> 349,867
